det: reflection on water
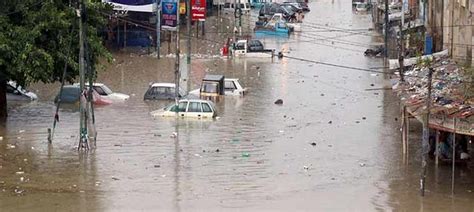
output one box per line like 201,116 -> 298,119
1,0 -> 474,211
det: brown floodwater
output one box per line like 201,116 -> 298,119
1,0 -> 474,211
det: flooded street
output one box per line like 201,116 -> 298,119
1,0 -> 474,211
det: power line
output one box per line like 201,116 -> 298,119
98,10 -> 472,84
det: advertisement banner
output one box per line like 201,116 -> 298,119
161,0 -> 178,30
179,2 -> 186,15
191,0 -> 206,21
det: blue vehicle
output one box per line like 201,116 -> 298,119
254,21 -> 290,37
250,0 -> 268,9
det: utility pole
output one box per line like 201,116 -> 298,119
175,6 -> 180,106
384,0 -> 389,57
420,67 -> 433,196
78,1 -> 88,150
398,22 -> 405,82
398,0 -> 405,82
156,0 -> 161,59
186,0 -> 191,64
233,0 -> 236,43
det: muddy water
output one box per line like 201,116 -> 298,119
1,0 -> 474,211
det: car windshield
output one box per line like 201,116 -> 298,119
100,85 -> 113,95
201,82 -> 218,93
166,104 -> 179,112
283,5 -> 294,12
357,3 -> 366,8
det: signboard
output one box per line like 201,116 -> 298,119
162,0 -> 178,30
191,0 -> 206,21
179,2 -> 186,15
105,0 -> 155,12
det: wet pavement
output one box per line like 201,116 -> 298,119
2,0 -> 474,211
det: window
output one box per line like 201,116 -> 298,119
168,105 -> 178,112
94,86 -> 107,95
201,83 -> 218,93
225,81 -> 236,91
178,102 -> 188,112
235,42 -> 246,50
202,103 -> 212,113
188,102 -> 202,112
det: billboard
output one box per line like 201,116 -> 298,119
162,0 -> 178,30
104,0 -> 155,12
191,0 -> 206,21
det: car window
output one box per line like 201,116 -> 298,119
188,102 -> 202,112
167,87 -> 176,97
178,102 -> 188,112
235,42 -> 246,50
201,83 -> 218,93
202,103 -> 213,113
94,86 -> 107,96
225,81 -> 237,90
168,105 -> 178,112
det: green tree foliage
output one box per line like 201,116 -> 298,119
0,0 -> 112,88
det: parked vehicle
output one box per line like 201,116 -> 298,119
189,75 -> 247,97
199,75 -> 225,98
54,85 -> 112,105
223,0 -> 251,14
150,99 -> 217,118
254,20 -> 291,36
231,39 -> 275,58
74,83 -> 130,101
281,3 -> 303,13
250,0 -> 266,9
268,13 -> 301,32
224,78 -> 247,96
6,81 -> 38,101
259,3 -> 295,20
283,0 -> 309,11
144,83 -> 185,100
355,2 -> 368,12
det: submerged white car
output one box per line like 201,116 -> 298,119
189,78 -> 247,97
6,81 -> 38,101
150,99 -> 217,118
224,78 -> 247,96
74,83 -> 129,101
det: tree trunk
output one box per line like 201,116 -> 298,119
0,78 -> 7,119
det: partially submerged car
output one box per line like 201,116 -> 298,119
231,39 -> 275,58
54,85 -> 112,105
6,81 -> 38,101
355,2 -> 368,12
144,83 -> 185,100
190,75 -> 247,98
224,78 -> 247,96
74,83 -> 130,101
150,99 -> 217,118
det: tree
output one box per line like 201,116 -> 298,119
0,0 -> 112,118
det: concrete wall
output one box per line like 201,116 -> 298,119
441,0 -> 473,65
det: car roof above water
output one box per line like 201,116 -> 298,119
203,75 -> 224,82
150,83 -> 176,88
